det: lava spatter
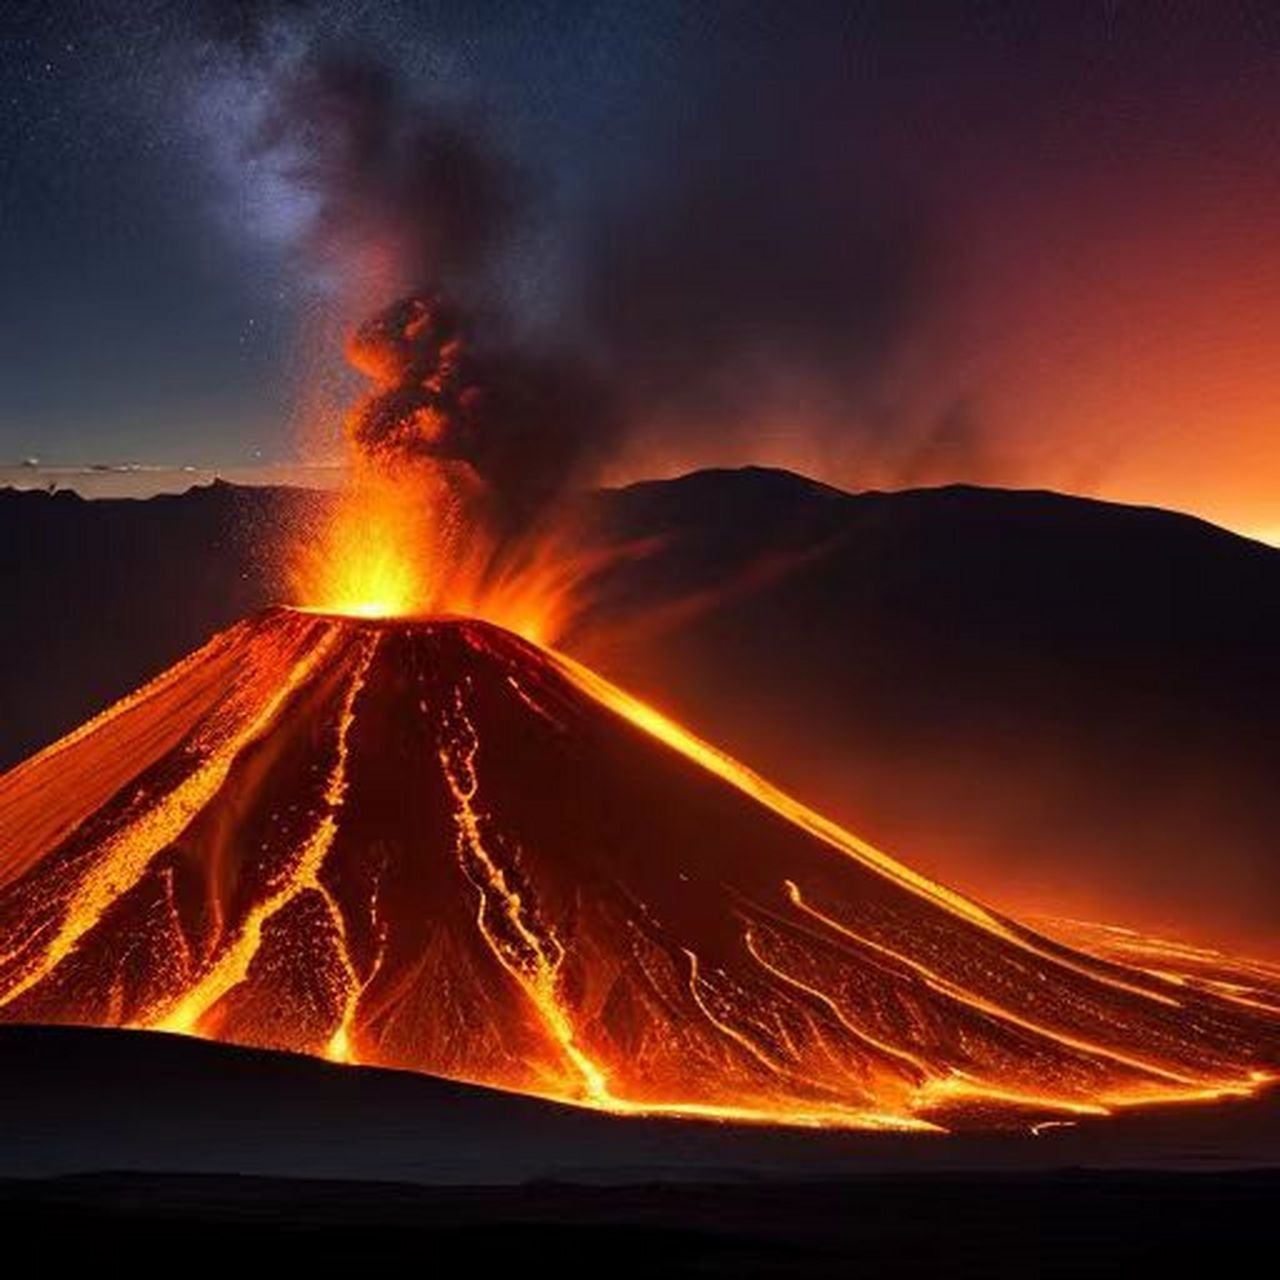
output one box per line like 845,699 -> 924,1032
0,607 -> 1277,1130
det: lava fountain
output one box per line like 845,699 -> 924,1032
290,293 -> 609,644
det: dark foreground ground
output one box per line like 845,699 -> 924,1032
4,1027 -> 1280,1276
4,1167 -> 1277,1277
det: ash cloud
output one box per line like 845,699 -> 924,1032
345,294 -> 613,528
584,137 -> 922,428
201,5 -> 975,506
257,53 -> 517,304
204,15 -> 616,529
575,30 -> 951,487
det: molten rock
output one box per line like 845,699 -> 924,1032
0,609 -> 1277,1129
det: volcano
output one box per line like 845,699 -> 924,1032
1,607 -> 1277,1130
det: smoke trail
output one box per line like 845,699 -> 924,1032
198,4 -> 966,507
198,4 -> 609,520
344,294 -> 612,528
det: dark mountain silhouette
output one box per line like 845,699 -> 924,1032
1,1029 -> 1277,1277
575,469 -> 1280,949
2,1024 -> 1279,1279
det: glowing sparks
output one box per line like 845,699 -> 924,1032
291,458 -> 593,644
294,464 -> 433,620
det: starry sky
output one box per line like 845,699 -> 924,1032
3,1 -> 1279,541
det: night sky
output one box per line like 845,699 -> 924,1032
3,2 -> 1279,541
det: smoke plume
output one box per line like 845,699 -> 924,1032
204,12 -> 614,541
258,53 -> 516,307
344,293 -> 613,529
574,20 -> 958,489
204,4 -> 973,513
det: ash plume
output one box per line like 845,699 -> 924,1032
201,5 -> 967,510
576,25 -> 940,486
584,149 -> 923,432
258,54 -> 517,304
205,16 -> 615,536
345,293 -> 613,528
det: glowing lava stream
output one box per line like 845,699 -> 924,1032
548,649 -> 1179,1010
0,607 -> 1277,1132
0,626 -> 341,1013
437,685 -> 613,1104
435,684 -> 926,1130
150,635 -> 381,1045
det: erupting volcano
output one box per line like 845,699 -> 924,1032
1,606 -> 1278,1131
3,265 -> 1278,1131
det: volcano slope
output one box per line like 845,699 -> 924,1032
0,608 -> 1277,1130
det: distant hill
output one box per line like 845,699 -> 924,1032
576,469 -> 1280,948
3,468 -> 1278,945
0,481 -> 310,766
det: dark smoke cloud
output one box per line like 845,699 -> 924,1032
586,148 -> 922,423
577,34 -> 941,481
259,54 -> 518,303
205,5 -> 966,505
204,14 -> 616,530
345,294 -> 614,527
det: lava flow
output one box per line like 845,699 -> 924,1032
0,607 -> 1277,1130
